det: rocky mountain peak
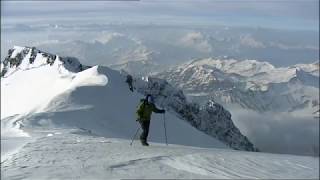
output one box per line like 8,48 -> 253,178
1,46 -> 87,77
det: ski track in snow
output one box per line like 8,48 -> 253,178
1,130 -> 318,179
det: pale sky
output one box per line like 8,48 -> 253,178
1,0 -> 319,30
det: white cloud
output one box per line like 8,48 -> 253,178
95,32 -> 125,44
180,32 -> 212,53
268,42 -> 319,51
239,34 -> 265,48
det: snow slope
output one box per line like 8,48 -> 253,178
1,130 -> 318,179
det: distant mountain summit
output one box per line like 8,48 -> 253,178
1,46 -> 88,78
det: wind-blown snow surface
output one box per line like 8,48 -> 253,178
1,131 -> 318,179
1,46 -> 318,179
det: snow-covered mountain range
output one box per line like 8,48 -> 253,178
156,58 -> 319,113
1,46 -> 256,151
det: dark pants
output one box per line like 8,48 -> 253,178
139,121 -> 150,142
129,85 -> 133,92
126,81 -> 133,92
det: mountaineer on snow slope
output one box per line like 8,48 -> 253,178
136,94 -> 165,146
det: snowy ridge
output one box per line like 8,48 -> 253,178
184,58 -> 276,77
1,46 -> 87,78
166,57 -> 319,87
156,57 -> 319,113
1,46 -> 89,120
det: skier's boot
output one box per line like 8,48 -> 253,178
140,139 -> 149,146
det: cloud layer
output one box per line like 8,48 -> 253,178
231,109 -> 319,156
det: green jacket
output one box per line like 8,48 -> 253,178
136,100 -> 163,121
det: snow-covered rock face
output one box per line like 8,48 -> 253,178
134,77 -> 258,151
156,58 -> 319,113
1,46 -> 91,120
1,46 -> 86,78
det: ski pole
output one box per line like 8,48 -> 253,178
130,127 -> 140,146
163,113 -> 168,146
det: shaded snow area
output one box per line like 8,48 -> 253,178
1,130 -> 318,179
1,46 -> 319,179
